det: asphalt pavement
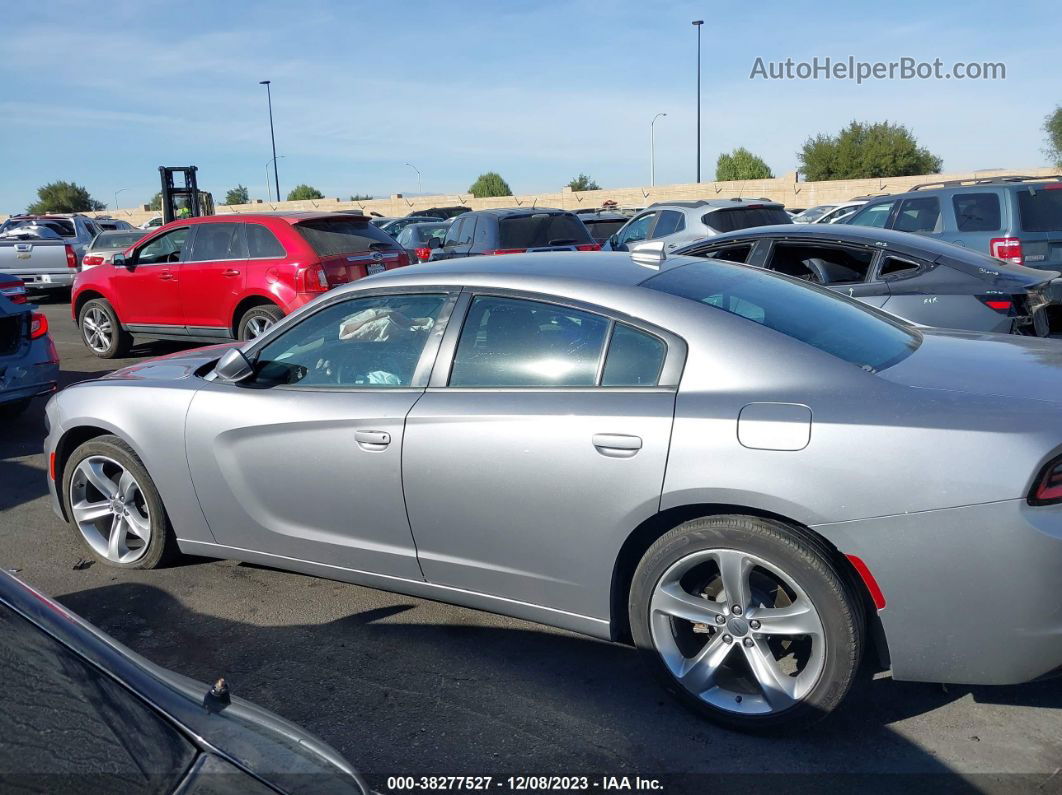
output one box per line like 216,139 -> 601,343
2,298 -> 1061,793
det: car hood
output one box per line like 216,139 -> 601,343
879,329 -> 1062,406
100,343 -> 239,382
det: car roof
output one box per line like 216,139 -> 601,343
648,199 -> 785,210
465,207 -> 571,217
180,211 -> 369,226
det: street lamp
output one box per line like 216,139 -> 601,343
692,20 -> 704,183
265,156 -> 285,202
259,80 -> 280,202
650,113 -> 667,187
404,163 -> 422,195
114,187 -> 128,212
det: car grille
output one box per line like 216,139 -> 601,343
0,315 -> 22,356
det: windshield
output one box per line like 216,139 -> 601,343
645,260 -> 920,372
498,213 -> 593,248
295,218 -> 398,256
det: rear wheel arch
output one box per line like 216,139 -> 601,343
73,290 -> 109,322
609,503 -> 889,668
231,295 -> 281,338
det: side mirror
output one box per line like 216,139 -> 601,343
112,253 -> 133,268
214,347 -> 254,383
428,237 -> 442,250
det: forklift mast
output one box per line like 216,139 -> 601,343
159,166 -> 214,224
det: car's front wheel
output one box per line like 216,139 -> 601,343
78,298 -> 132,359
61,435 -> 178,569
629,515 -> 864,732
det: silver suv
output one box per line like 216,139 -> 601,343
604,199 -> 791,252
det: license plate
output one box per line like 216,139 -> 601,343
367,263 -> 385,275
15,252 -> 30,260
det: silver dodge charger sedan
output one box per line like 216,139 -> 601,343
44,252 -> 1062,731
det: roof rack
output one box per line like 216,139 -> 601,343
910,175 -> 1062,191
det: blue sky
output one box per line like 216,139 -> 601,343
1,0 -> 1058,212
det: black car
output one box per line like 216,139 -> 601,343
410,206 -> 470,220
673,224 -> 1061,335
574,210 -> 630,245
429,207 -> 597,260
0,569 -> 367,794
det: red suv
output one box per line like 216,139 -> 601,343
72,212 -> 409,358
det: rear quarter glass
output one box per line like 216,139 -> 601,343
1017,188 -> 1062,233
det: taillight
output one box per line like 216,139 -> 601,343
395,250 -> 409,267
414,246 -> 432,262
989,237 -> 1023,265
30,312 -> 48,340
298,265 -> 329,293
82,255 -> 104,266
977,295 -> 1014,313
1030,455 -> 1062,505
1,284 -> 27,304
483,248 -> 526,255
575,243 -> 601,251
65,244 -> 77,268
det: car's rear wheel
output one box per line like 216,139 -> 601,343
62,435 -> 178,569
629,515 -> 863,732
79,298 -> 132,359
237,304 -> 284,341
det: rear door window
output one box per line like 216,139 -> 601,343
893,197 -> 941,233
498,213 -> 592,248
246,224 -> 286,258
952,193 -> 1001,232
187,222 -> 246,262
295,218 -> 397,257
847,201 -> 895,228
1017,188 -> 1062,232
702,207 -> 790,233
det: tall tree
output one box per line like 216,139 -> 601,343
148,192 -> 162,211
225,185 -> 249,205
26,181 -> 105,214
797,121 -> 942,181
286,184 -> 324,201
715,148 -> 774,181
1044,106 -> 1062,169
567,173 -> 600,191
468,172 -> 512,198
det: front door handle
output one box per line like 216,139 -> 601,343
158,270 -> 174,281
223,268 -> 241,277
355,430 -> 391,450
592,433 -> 642,458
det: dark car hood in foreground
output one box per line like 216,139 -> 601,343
879,329 -> 1062,406
0,570 -> 366,794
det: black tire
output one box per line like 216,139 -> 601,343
61,434 -> 178,569
629,515 -> 864,732
237,304 -> 284,341
78,298 -> 132,359
0,399 -> 31,419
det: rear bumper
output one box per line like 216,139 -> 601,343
15,272 -> 75,290
0,339 -> 59,406
816,499 -> 1062,685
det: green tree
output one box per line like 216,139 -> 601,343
148,192 -> 162,211
350,193 -> 373,201
225,184 -> 249,205
715,148 -> 774,181
26,181 -> 105,214
286,184 -> 325,201
797,121 -> 942,181
567,173 -> 600,191
1044,106 -> 1062,168
468,171 -> 512,198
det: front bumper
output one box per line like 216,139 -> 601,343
817,499 -> 1062,685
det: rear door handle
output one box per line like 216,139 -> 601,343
355,430 -> 391,450
592,433 -> 642,458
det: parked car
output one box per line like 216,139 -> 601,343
603,199 -> 792,253
575,210 -> 630,245
845,175 -> 1062,271
671,224 -> 1061,335
81,230 -> 147,269
790,205 -> 836,223
412,206 -> 471,220
0,214 -> 101,293
429,207 -> 598,260
394,221 -> 450,263
0,275 -> 58,418
369,216 -> 401,227
93,216 -> 138,231
71,212 -> 411,357
0,569 -> 368,793
140,215 -> 164,230
378,215 -> 444,238
45,251 -> 1062,732
811,199 -> 872,224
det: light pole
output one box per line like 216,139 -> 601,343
404,162 -> 422,195
113,187 -> 128,212
259,80 -> 280,202
692,20 -> 703,183
650,113 -> 666,187
265,156 -> 285,202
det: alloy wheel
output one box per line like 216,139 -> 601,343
245,315 -> 274,338
649,548 -> 826,715
69,455 -> 151,564
82,307 -> 113,353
